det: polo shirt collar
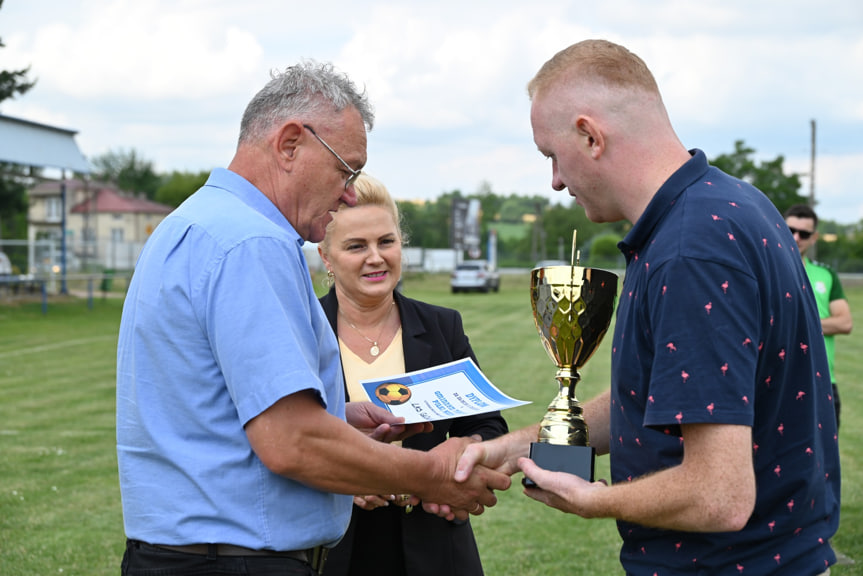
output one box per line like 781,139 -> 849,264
206,167 -> 304,246
619,149 -> 710,254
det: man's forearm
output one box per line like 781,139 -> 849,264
584,389 -> 611,455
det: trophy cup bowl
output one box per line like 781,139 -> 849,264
524,265 -> 618,486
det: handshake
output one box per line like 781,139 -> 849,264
350,402 -> 537,521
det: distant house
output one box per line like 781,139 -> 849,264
27,178 -> 173,271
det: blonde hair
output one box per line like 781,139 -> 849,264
527,39 -> 659,100
319,173 -> 408,254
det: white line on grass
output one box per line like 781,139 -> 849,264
0,335 -> 116,359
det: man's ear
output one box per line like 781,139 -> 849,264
275,122 -> 304,170
575,116 -> 604,159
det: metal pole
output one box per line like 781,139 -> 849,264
60,173 -> 68,294
809,119 -> 816,207
809,119 -> 817,260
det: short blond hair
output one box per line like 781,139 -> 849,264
319,173 -> 407,253
527,39 -> 659,100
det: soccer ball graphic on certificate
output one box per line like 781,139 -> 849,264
375,382 -> 412,405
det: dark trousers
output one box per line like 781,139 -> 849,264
122,540 -> 316,576
833,382 -> 842,430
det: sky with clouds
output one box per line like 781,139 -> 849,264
3,0 -> 862,223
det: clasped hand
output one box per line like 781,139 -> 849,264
439,432 -> 607,519
347,403 -> 510,519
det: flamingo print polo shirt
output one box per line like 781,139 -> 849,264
610,150 -> 840,575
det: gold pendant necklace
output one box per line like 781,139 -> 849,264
339,302 -> 395,357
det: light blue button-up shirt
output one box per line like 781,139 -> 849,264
116,168 -> 349,550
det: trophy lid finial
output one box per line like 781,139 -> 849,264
571,230 -> 579,267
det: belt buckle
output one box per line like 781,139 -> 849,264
308,546 -> 328,574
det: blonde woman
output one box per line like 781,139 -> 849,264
318,174 -> 508,576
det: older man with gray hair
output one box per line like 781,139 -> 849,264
116,61 -> 509,576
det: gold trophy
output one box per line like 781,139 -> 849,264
524,232 -> 618,485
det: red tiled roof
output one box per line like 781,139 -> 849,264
29,178 -> 111,196
70,187 -> 173,215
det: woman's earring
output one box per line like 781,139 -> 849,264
325,269 -> 335,288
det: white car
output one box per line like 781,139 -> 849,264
450,260 -> 500,293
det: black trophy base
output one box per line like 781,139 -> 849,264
522,442 -> 595,487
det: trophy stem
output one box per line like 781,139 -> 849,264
537,367 -> 589,447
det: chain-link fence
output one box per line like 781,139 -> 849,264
0,237 -> 145,276
0,237 -> 141,299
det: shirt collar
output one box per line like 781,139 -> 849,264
205,168 -> 304,247
619,149 -> 710,253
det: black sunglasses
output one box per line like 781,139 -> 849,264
788,226 -> 814,240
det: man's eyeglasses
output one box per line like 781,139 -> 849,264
303,124 -> 361,190
788,226 -> 814,240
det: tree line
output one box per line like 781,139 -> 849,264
396,142 -> 863,272
6,138 -> 863,272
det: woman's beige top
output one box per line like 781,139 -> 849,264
338,328 -> 405,402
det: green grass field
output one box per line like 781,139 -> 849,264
1,273 -> 862,575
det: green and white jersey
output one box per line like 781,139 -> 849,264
804,257 -> 846,383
